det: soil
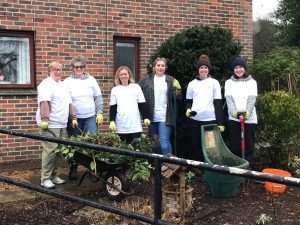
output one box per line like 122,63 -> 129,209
0,161 -> 299,225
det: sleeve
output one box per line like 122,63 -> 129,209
225,96 -> 236,114
94,95 -> 103,114
69,104 -> 77,119
136,84 -> 146,103
40,101 -> 50,121
109,104 -> 117,121
224,80 -> 236,113
213,99 -> 224,125
186,82 -> 193,100
213,80 -> 224,125
138,102 -> 150,119
213,80 -> 222,100
246,80 -> 257,114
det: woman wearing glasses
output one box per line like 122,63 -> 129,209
64,55 -> 103,180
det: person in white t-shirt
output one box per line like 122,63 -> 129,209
225,57 -> 257,167
109,66 -> 150,143
64,55 -> 103,180
138,58 -> 182,155
185,54 -> 224,161
36,61 -> 77,189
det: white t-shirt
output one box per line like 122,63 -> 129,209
110,83 -> 146,133
153,75 -> 168,122
186,77 -> 221,121
36,77 -> 71,128
64,75 -> 102,118
225,78 -> 258,124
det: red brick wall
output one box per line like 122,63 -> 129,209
0,0 -> 252,162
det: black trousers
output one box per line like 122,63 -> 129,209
117,132 -> 141,144
188,119 -> 217,162
228,120 -> 256,167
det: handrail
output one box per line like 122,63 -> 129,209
0,128 -> 300,225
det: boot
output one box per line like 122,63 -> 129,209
68,162 -> 78,181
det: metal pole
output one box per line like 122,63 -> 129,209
153,158 -> 162,224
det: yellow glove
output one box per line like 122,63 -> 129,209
144,118 -> 151,126
245,111 -> 250,120
109,121 -> 116,131
186,109 -> 192,117
96,113 -> 103,125
41,121 -> 48,130
218,126 -> 225,132
231,111 -> 238,118
173,79 -> 181,90
71,119 -> 78,128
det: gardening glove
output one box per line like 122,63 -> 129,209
186,109 -> 192,117
186,109 -> 197,117
71,119 -> 78,128
245,111 -> 250,120
96,113 -> 103,125
218,126 -> 225,132
144,118 -> 151,126
173,79 -> 181,90
41,121 -> 48,130
109,121 -> 116,131
231,111 -> 238,118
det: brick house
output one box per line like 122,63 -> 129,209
0,0 -> 252,163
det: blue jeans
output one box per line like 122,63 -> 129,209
68,115 -> 98,136
149,122 -> 172,155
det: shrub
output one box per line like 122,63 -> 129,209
56,133 -> 154,181
250,47 -> 300,98
256,91 -> 300,169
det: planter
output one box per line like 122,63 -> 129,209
162,184 -> 193,215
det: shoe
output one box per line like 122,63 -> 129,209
68,166 -> 78,181
41,179 -> 55,189
51,176 -> 65,185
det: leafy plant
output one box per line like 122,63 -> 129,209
56,133 -> 155,181
288,155 -> 300,177
256,213 -> 273,225
250,47 -> 300,98
256,91 -> 300,169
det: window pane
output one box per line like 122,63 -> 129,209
0,37 -> 30,84
116,42 -> 136,79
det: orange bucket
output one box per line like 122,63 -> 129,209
262,168 -> 292,194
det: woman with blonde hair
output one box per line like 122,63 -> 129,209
109,66 -> 150,143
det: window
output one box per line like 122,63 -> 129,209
0,30 -> 35,88
113,36 -> 140,80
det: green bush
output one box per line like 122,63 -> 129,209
256,91 -> 300,169
250,47 -> 300,98
148,25 -> 242,158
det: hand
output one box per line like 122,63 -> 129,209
173,79 -> 181,90
218,126 -> 225,132
71,119 -> 78,128
245,111 -> 250,120
231,111 -> 238,118
186,109 -> 197,117
186,109 -> 192,117
109,121 -> 116,131
96,113 -> 103,125
41,121 -> 48,130
144,118 -> 151,126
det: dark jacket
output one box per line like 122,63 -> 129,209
138,73 -> 181,127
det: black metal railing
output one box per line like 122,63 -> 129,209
0,128 -> 300,225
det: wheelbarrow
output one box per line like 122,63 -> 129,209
201,124 -> 249,198
46,128 -> 133,201
73,151 -> 133,201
